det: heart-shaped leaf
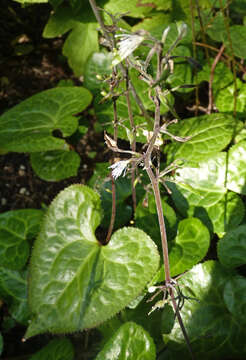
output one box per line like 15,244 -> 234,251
165,113 -> 236,162
217,225 -> 246,268
30,150 -> 81,181
95,322 -> 156,360
0,87 -> 92,153
0,209 -> 43,270
25,185 -> 160,338
30,338 -> 74,360
163,261 -> 246,359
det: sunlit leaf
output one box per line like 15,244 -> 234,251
25,185 -> 160,338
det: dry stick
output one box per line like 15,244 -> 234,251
208,44 -> 225,114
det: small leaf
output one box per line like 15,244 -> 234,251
30,150 -> 80,181
29,338 -> 74,360
0,209 -> 43,270
217,225 -> 246,268
173,153 -> 227,207
25,185 -> 160,338
63,22 -> 99,76
227,141 -> 246,194
0,87 -> 92,153
95,322 -> 156,360
165,114 -> 237,162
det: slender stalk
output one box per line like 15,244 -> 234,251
125,66 -> 137,212
105,98 -> 118,244
208,44 -> 225,113
189,0 -> 199,116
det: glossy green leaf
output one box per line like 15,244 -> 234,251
224,276 -> 246,325
30,150 -> 80,181
43,6 -> 76,37
168,217 -> 210,277
135,193 -> 177,250
227,141 -> 246,194
30,338 -> 74,360
0,87 -> 92,153
63,22 -> 98,76
25,185 -> 160,338
216,80 -> 246,113
0,268 -> 29,324
206,192 -> 244,237
165,114 -> 236,162
164,261 -> 246,359
96,322 -> 156,360
0,209 -> 43,270
217,225 -> 246,268
173,153 -> 227,207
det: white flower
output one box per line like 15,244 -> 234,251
112,33 -> 145,66
109,160 -> 130,179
